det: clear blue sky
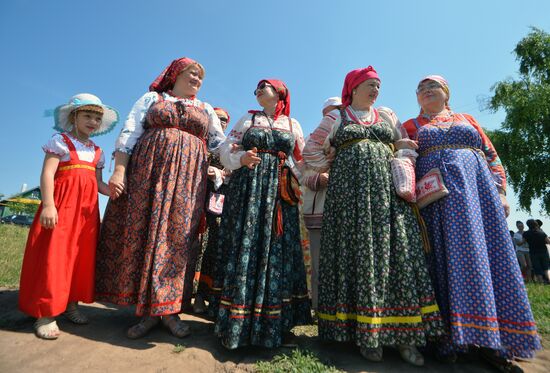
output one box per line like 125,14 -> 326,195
1,0 -> 549,230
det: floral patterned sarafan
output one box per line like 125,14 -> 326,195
214,125 -> 312,349
317,108 -> 445,349
95,94 -> 210,316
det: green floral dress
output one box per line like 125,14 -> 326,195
317,108 -> 445,348
214,119 -> 312,349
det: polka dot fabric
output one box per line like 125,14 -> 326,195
415,114 -> 541,359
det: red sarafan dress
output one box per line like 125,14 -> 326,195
19,133 -> 102,318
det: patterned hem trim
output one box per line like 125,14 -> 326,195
95,292 -> 183,308
450,313 -> 537,327
321,324 -> 430,333
318,304 -> 440,325
450,322 -> 538,336
321,300 -> 438,313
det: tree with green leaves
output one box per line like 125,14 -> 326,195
488,27 -> 550,214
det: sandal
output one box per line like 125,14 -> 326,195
193,295 -> 207,314
360,346 -> 383,362
479,348 -> 524,373
34,317 -> 60,340
126,316 -> 160,339
398,345 -> 425,366
63,302 -> 89,324
162,315 -> 191,338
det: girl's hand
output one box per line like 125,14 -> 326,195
394,139 -> 418,150
240,147 -> 261,169
40,205 -> 58,229
109,170 -> 126,199
500,193 -> 510,217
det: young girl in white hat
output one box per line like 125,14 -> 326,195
18,93 -> 119,339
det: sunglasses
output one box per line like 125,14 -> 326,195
254,82 -> 274,96
416,82 -> 442,94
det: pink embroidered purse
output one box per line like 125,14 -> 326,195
207,192 -> 225,215
415,168 -> 449,209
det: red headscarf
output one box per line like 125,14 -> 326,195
148,57 -> 201,94
250,79 -> 290,121
213,107 -> 230,123
341,66 -> 380,107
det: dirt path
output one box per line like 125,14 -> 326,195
0,289 -> 547,373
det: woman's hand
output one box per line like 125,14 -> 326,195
318,173 -> 329,188
500,193 -> 510,217
240,147 -> 261,169
40,205 -> 58,229
207,166 -> 217,181
109,170 -> 126,199
325,146 -> 336,162
394,139 -> 418,150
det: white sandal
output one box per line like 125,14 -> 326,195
34,318 -> 60,340
63,302 -> 89,324
398,345 -> 424,366
360,346 -> 383,362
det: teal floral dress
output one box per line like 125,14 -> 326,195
309,107 -> 444,349
214,113 -> 312,349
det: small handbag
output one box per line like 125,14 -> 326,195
391,149 -> 417,203
280,166 -> 301,205
206,192 -> 225,215
415,168 -> 449,209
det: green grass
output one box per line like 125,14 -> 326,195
255,349 -> 343,373
525,283 -> 550,346
0,224 -> 28,288
172,344 -> 186,353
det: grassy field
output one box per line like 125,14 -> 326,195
1,223 -> 548,371
0,224 -> 28,288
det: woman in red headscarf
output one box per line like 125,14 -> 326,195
95,57 -> 226,339
214,79 -> 311,349
303,67 -> 444,366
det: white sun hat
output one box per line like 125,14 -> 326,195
53,93 -> 119,137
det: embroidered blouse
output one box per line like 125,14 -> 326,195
115,91 -> 226,154
401,113 -> 506,192
219,112 -> 305,178
43,133 -> 105,168
303,106 -> 401,173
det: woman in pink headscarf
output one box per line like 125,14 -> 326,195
402,75 -> 540,368
95,57 -> 226,339
214,79 -> 311,349
304,67 -> 444,366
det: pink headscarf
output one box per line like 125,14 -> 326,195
341,66 -> 380,107
149,57 -> 201,94
418,75 -> 451,113
250,79 -> 291,121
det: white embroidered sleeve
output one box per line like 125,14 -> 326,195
204,103 -> 226,153
115,92 -> 158,154
303,111 -> 340,172
97,150 -> 106,169
42,133 -> 69,157
219,113 -> 253,171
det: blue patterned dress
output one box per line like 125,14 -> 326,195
413,113 -> 541,358
214,121 -> 312,349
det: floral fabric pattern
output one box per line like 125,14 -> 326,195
317,109 -> 445,348
95,95 -> 211,316
214,126 -> 312,349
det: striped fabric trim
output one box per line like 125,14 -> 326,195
318,304 -> 440,325
58,164 -> 95,172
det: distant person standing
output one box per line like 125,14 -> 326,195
514,221 -> 532,281
302,97 -> 341,310
523,219 -> 550,284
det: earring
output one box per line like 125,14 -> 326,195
352,90 -> 357,95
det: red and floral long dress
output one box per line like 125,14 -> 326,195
95,94 -> 213,316
19,133 -> 101,318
